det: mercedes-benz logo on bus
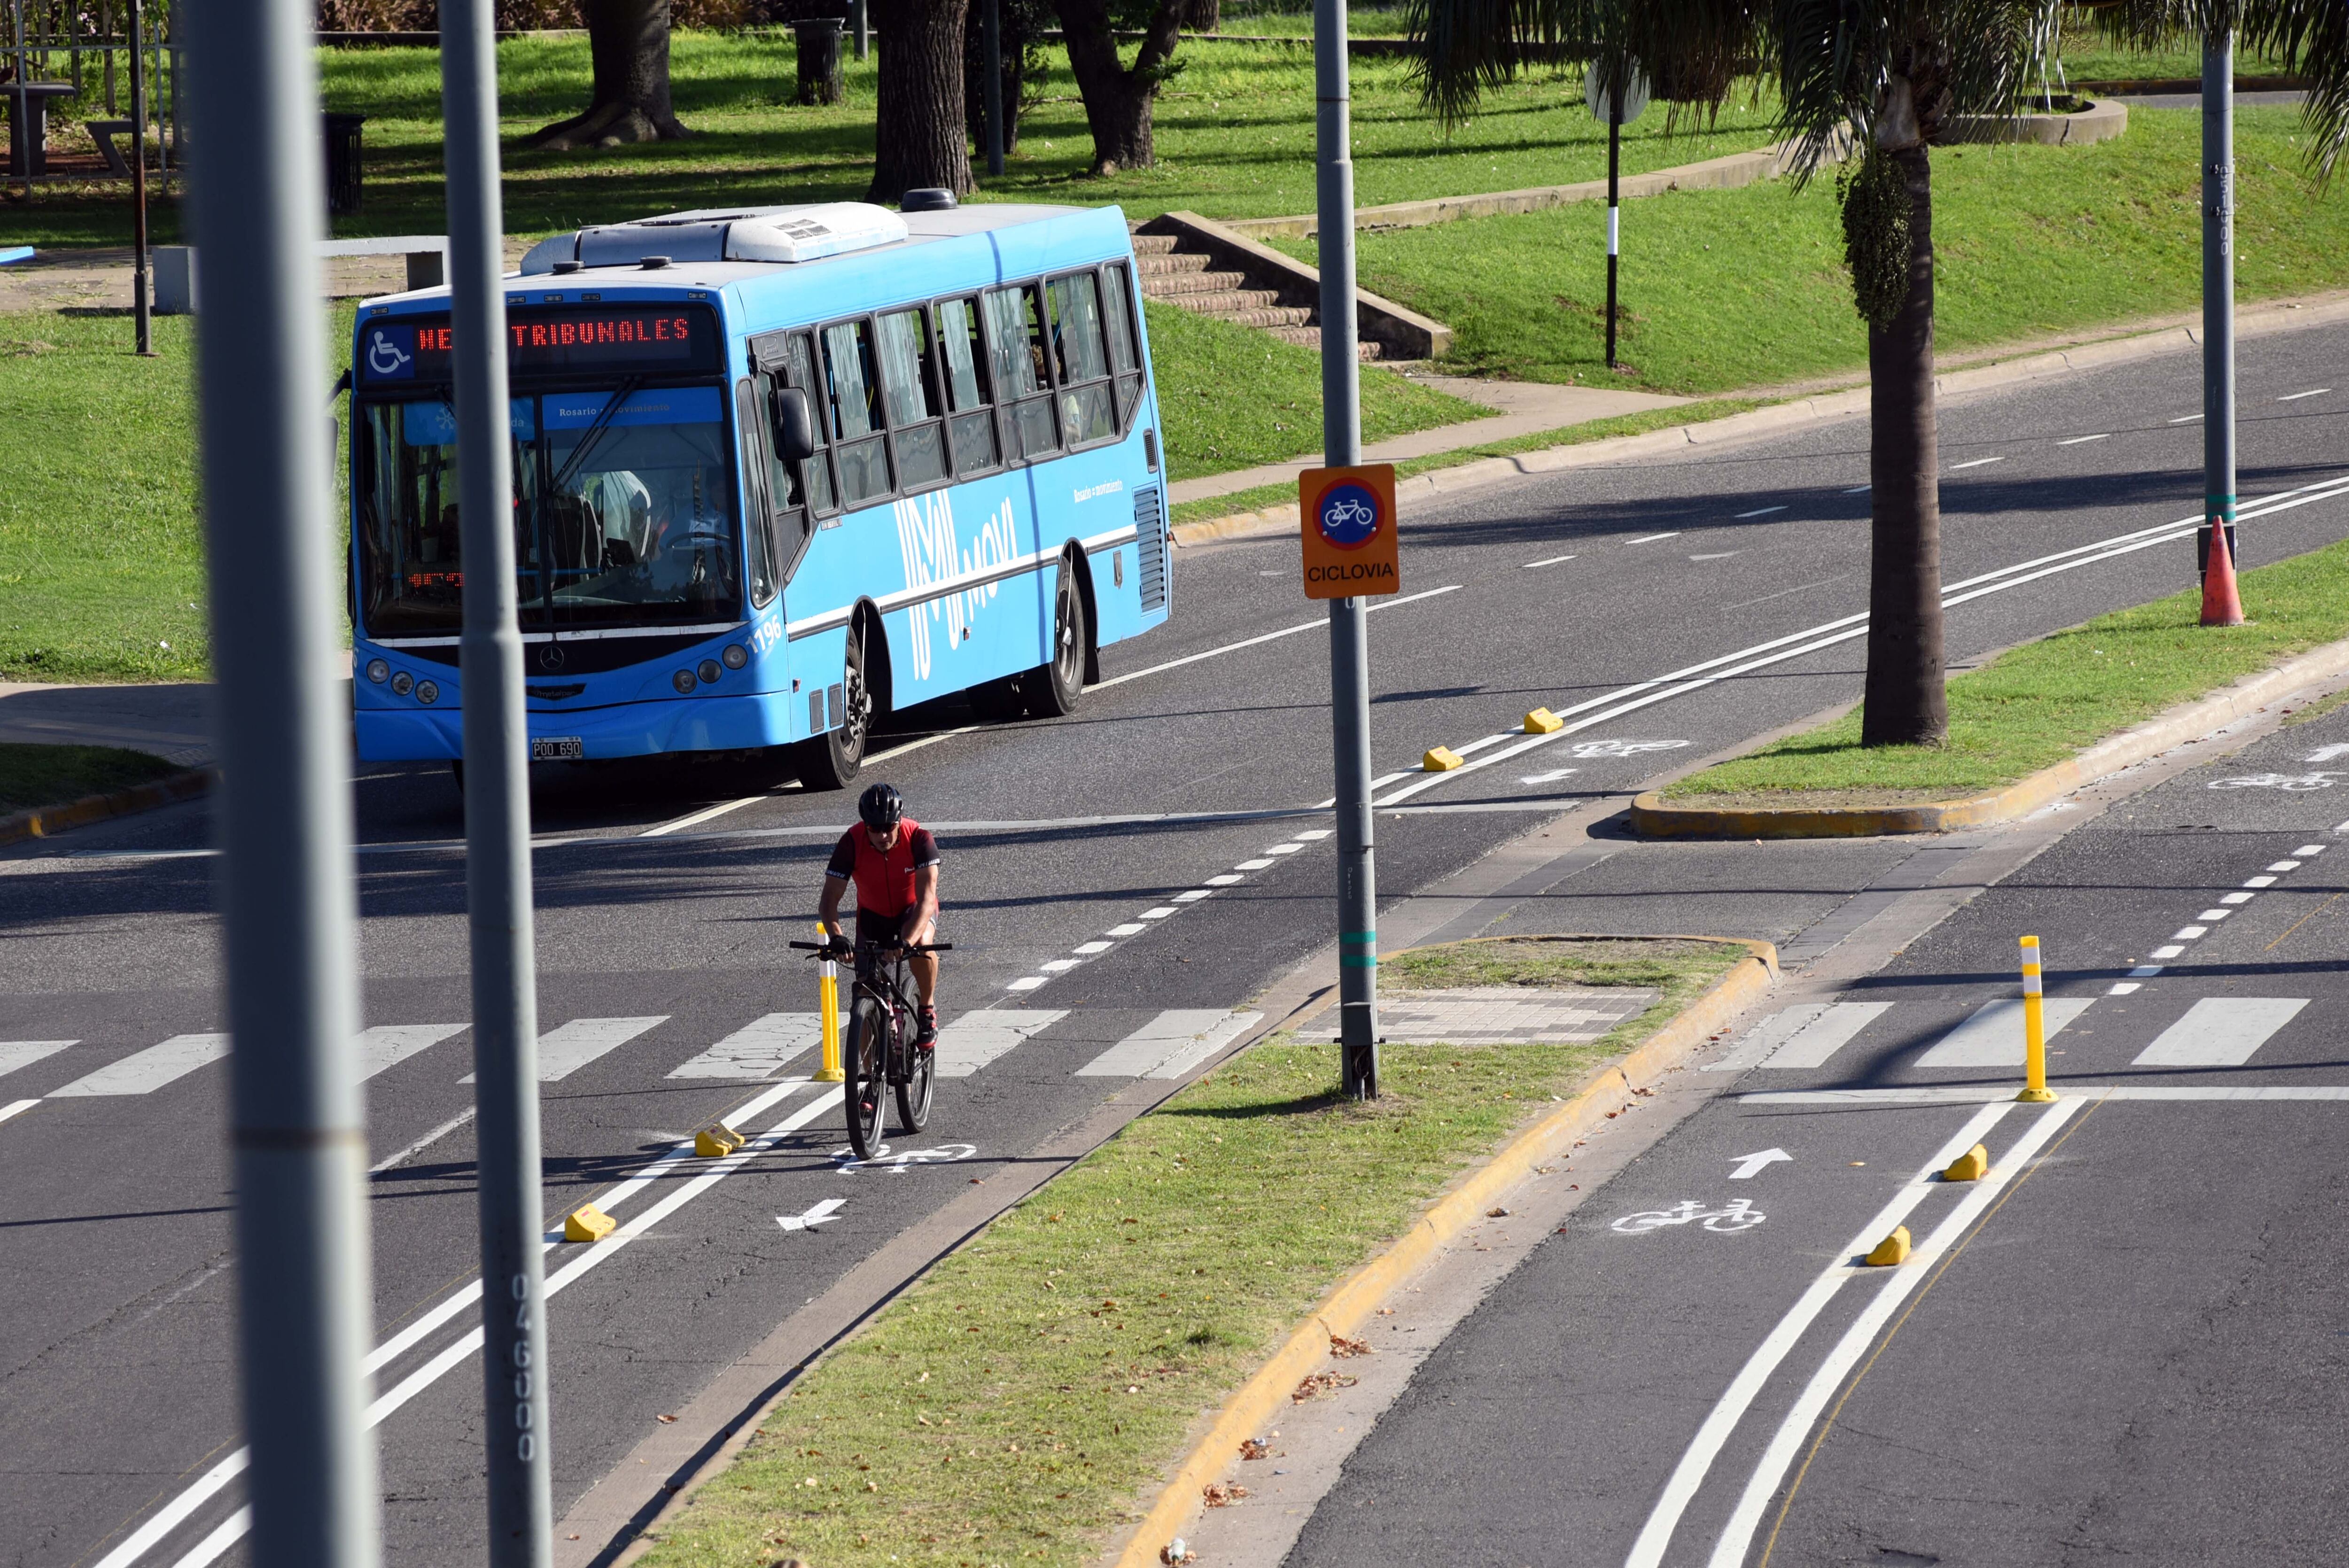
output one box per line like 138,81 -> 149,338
537,642 -> 566,672
366,326 -> 416,380
1316,481 -> 1382,549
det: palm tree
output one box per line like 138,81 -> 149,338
1409,0 -> 2348,746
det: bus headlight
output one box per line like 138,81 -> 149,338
697,659 -> 722,685
722,644 -> 748,670
672,668 -> 697,695
391,671 -> 414,696
366,658 -> 389,683
416,681 -> 440,705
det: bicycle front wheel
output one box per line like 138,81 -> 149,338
895,1009 -> 933,1135
844,996 -> 887,1160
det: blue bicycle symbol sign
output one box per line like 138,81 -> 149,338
1317,482 -> 1383,548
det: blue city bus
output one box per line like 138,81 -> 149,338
346,197 -> 1172,788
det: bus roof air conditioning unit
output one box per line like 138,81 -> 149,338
520,202 -> 910,275
723,204 -> 909,263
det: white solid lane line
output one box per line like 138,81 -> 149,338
1734,506 -> 1786,519
369,1108 -> 476,1175
1626,532 -> 1681,544
2279,388 -> 2332,401
1522,554 -> 1578,569
0,1098 -> 39,1126
1701,1097 -> 2086,1568
1747,1085 -> 2349,1103
1090,583 -> 1463,693
641,793 -> 776,838
1622,1100 -> 2021,1568
2058,433 -> 2112,445
2170,413 -> 2205,423
1947,456 -> 2006,471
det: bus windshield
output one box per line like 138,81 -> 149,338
355,385 -> 741,639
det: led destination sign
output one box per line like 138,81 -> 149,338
360,307 -> 718,382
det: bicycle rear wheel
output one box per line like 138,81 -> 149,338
843,995 -> 887,1160
894,1009 -> 933,1134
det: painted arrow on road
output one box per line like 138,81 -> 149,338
1727,1148 -> 1793,1180
776,1198 -> 846,1232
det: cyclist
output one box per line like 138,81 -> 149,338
817,783 -> 943,1048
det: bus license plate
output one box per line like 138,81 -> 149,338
530,737 -> 584,761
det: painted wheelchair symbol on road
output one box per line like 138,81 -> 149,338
1611,1198 -> 1766,1234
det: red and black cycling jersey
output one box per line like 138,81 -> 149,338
825,819 -> 942,919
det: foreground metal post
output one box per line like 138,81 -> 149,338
128,0 -> 152,356
1604,77 -> 1620,370
982,0 -> 1004,177
182,0 -> 379,1555
1315,0 -> 1377,1099
2201,35 -> 2236,581
441,0 -> 553,1557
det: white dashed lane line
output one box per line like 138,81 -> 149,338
2058,433 -> 2112,445
2105,844 -> 2325,994
2170,413 -> 2204,424
1522,553 -> 1578,569
1626,532 -> 1681,544
2279,388 -> 2332,402
1733,505 -> 1786,519
1947,456 -> 2006,471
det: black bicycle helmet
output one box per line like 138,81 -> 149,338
858,782 -> 905,831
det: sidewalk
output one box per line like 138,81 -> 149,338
0,240 -> 533,314
1168,375 -> 1686,507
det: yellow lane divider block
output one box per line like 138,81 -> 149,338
1864,1226 -> 1912,1267
1523,708 -> 1563,734
1942,1143 -> 1991,1182
695,1122 -> 746,1158
564,1203 -> 617,1243
1423,745 -> 1465,772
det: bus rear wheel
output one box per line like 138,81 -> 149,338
1026,557 -> 1089,719
796,623 -> 871,792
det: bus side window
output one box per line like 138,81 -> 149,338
875,307 -> 950,491
779,333 -> 837,517
935,295 -> 1000,474
1046,271 -> 1117,448
1101,262 -> 1145,428
822,318 -> 893,506
736,378 -> 780,608
982,283 -> 1058,461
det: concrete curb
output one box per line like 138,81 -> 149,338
1631,631 -> 2349,839
1945,96 -> 2128,146
1168,290 -> 2349,551
1105,935 -> 1778,1568
0,768 -> 212,847
1141,211 -> 1453,359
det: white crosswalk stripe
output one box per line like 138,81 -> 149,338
935,1010 -> 1067,1078
1914,998 -> 2094,1068
667,1013 -> 821,1080
359,1024 -> 468,1081
0,1040 -> 77,1081
50,1034 -> 229,1097
2131,998 -> 2310,1067
460,1017 -> 668,1084
1706,1003 -> 1892,1072
1075,1009 -> 1262,1079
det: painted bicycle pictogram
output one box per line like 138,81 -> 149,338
1610,1198 -> 1766,1234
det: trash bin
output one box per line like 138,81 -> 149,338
323,112 -> 367,217
793,19 -> 845,107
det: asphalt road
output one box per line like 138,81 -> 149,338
5,318 -> 2347,1568
1285,629 -> 2349,1566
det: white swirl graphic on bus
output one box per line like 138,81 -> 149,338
894,492 -> 1020,680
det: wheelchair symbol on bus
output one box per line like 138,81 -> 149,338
367,327 -> 415,380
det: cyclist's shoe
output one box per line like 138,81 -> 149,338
915,1007 -> 939,1051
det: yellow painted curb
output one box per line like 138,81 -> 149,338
1107,935 -> 1778,1568
1630,628 -> 2349,840
0,767 -> 213,847
1865,1226 -> 1913,1266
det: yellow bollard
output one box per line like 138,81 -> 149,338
813,924 -> 845,1083
2016,934 -> 2057,1103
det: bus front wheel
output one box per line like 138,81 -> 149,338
796,622 -> 871,791
1027,558 -> 1089,719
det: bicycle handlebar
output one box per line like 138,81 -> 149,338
788,939 -> 954,954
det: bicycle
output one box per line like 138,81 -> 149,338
791,937 -> 954,1159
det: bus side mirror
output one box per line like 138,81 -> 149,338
772,386 -> 816,465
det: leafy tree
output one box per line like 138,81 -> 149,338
529,0 -> 700,148
1054,0 -> 1189,171
1411,0 -> 2348,746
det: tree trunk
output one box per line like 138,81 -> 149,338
1184,0 -> 1219,32
1055,0 -> 1182,173
1859,140 -> 1947,747
529,0 -> 691,149
870,0 -> 974,202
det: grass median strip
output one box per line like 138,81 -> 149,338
638,935 -> 1746,1568
0,743 -> 184,816
1664,536 -> 2349,806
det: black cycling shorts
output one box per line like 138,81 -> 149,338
853,908 -> 940,956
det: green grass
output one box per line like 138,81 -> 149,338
637,935 -> 1744,1568
10,30 -> 1785,249
0,742 -> 183,814
1167,397 -> 1765,529
1665,536 -> 2349,803
1273,105 -> 2349,394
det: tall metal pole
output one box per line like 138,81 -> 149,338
1604,78 -> 1621,371
182,0 -> 380,1555
441,0 -> 553,1557
982,0 -> 1004,178
128,0 -> 151,356
2201,34 -> 2236,580
851,0 -> 868,61
1315,0 -> 1377,1099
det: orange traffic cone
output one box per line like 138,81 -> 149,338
2201,520 -> 2245,627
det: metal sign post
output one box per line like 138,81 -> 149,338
1586,60 -> 1646,371
1313,0 -> 1378,1099
440,0 -> 554,1557
182,0 -> 381,1554
2201,34 -> 2236,582
128,0 -> 152,356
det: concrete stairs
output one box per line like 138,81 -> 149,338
1132,228 -> 1385,361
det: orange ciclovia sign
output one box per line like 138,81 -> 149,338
1298,464 -> 1400,599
